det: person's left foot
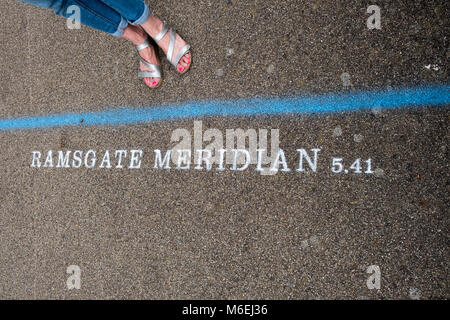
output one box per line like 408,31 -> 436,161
138,42 -> 162,88
122,25 -> 162,88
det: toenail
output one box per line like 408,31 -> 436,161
152,81 -> 157,86
179,67 -> 184,72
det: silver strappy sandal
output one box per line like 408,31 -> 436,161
136,37 -> 162,88
152,21 -> 191,74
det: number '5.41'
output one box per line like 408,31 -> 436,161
331,158 -> 373,174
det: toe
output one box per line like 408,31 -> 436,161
184,54 -> 191,64
177,55 -> 191,72
151,78 -> 160,87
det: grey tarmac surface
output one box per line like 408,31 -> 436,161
0,0 -> 448,299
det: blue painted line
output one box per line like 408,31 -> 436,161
0,84 -> 448,131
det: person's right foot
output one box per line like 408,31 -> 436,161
141,15 -> 191,74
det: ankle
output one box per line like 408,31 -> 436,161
122,25 -> 147,45
142,14 -> 163,38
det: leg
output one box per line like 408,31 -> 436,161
19,0 -> 128,36
97,0 -> 150,26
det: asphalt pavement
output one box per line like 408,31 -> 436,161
0,0 -> 448,299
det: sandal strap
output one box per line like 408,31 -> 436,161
135,38 -> 150,51
139,58 -> 162,78
167,28 -> 176,66
153,21 -> 169,43
138,71 -> 161,78
172,44 -> 190,68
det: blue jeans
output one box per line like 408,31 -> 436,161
18,0 -> 150,37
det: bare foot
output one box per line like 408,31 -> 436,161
141,14 -> 191,73
121,25 -> 161,88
